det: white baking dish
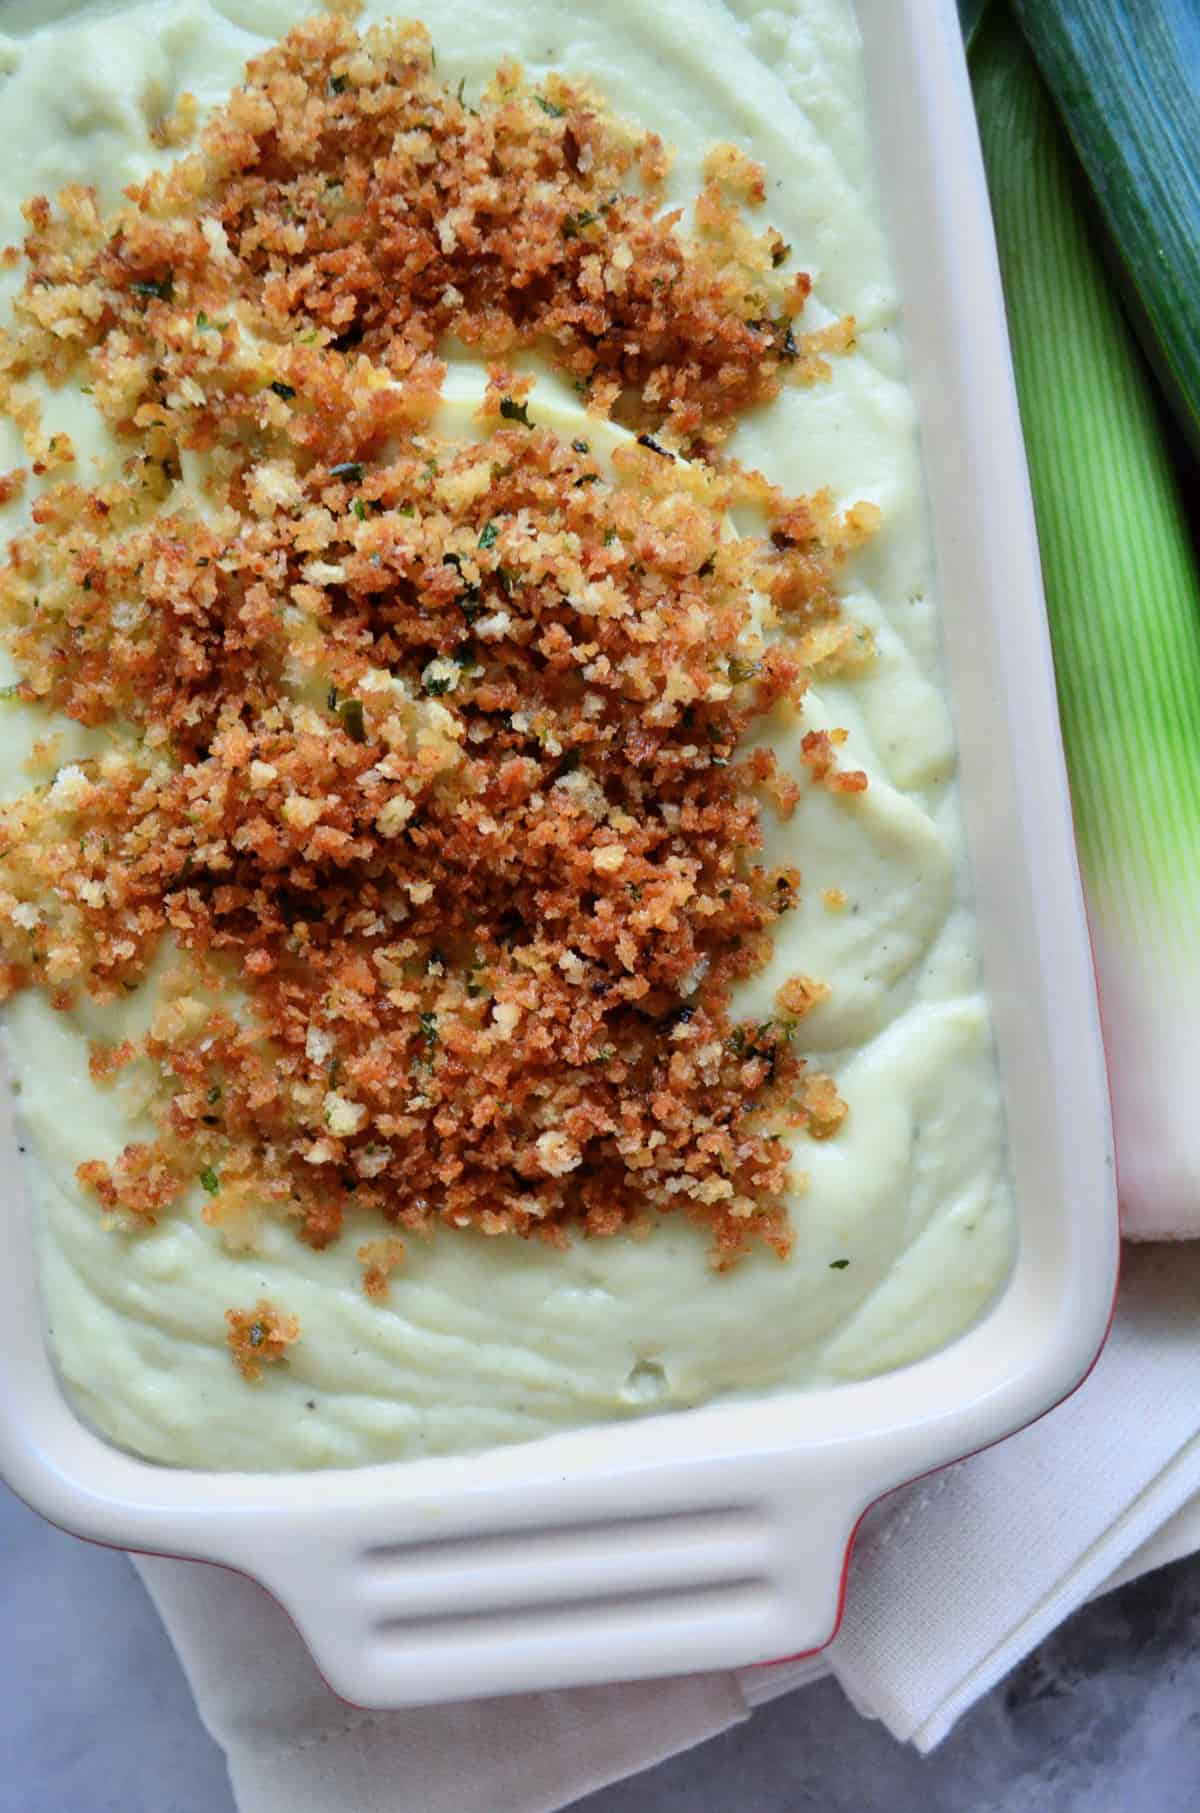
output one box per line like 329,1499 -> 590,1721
0,0 -> 1118,1708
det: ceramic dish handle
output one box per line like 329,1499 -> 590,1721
239,1449 -> 877,1708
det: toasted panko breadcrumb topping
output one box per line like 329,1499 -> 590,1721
225,1299 -> 301,1380
0,14 -> 875,1297
1,14 -> 850,452
358,1235 -> 407,1299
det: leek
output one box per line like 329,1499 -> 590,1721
958,0 -> 992,52
1011,0 -> 1200,454
971,11 -> 1200,1232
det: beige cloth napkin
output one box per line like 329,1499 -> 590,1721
135,1241 -> 1200,1808
136,1554 -> 750,1812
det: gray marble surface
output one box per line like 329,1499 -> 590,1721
5,1478 -> 1200,1813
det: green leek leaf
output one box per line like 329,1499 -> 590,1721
958,0 -> 992,51
1010,0 -> 1200,454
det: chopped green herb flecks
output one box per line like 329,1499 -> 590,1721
337,697 -> 367,741
131,273 -> 174,302
478,519 -> 498,549
200,1167 -> 220,1195
499,396 -> 533,428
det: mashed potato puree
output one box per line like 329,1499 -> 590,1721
0,0 -> 1014,1470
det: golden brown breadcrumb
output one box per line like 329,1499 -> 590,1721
0,15 -> 876,1287
358,1235 -> 407,1299
1,15 -> 852,451
225,1299 -> 301,1380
